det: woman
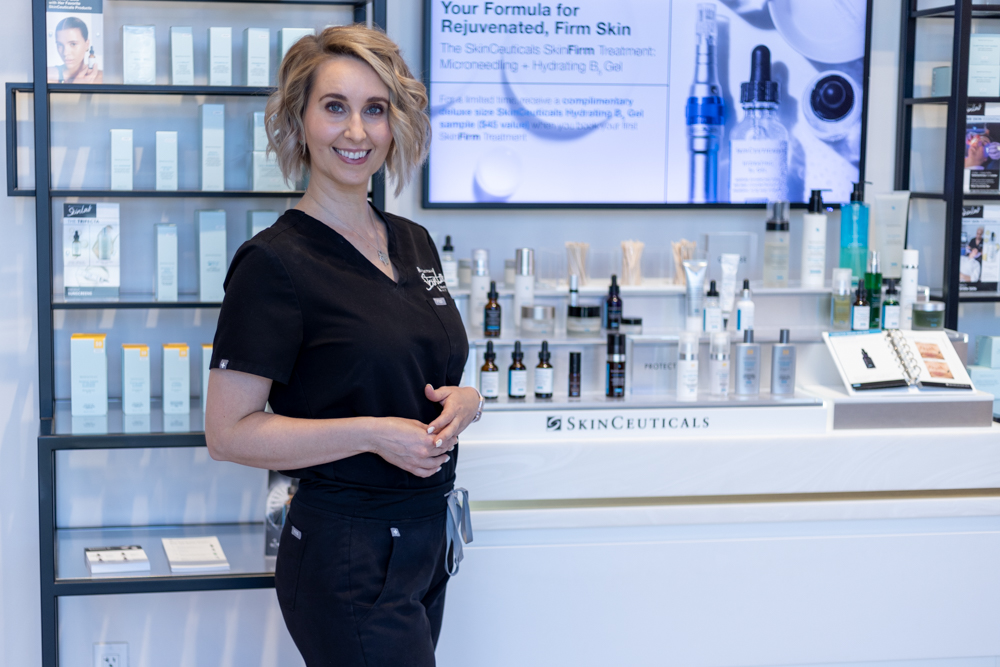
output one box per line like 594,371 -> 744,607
205,25 -> 481,666
47,16 -> 103,83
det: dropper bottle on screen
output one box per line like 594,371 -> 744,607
686,2 -> 725,204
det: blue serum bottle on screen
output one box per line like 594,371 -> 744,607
686,3 -> 725,204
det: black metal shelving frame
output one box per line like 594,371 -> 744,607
9,1 -> 387,664
895,0 -> 1000,320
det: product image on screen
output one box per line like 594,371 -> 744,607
424,0 -> 868,206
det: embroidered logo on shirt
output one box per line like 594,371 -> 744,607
434,297 -> 447,306
291,526 -> 302,539
219,359 -> 228,369
417,267 -> 448,292
390,527 -> 401,537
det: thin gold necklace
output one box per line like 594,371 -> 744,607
309,195 -> 389,266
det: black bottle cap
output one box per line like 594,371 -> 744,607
743,329 -> 754,343
811,74 -> 855,122
607,333 -> 626,355
707,280 -> 719,297
742,279 -> 751,291
885,278 -> 898,295
851,182 -> 865,202
779,329 -> 790,344
484,340 -> 495,361
808,189 -> 825,213
488,281 -> 498,300
856,279 -> 866,300
609,274 -> 619,296
740,45 -> 779,104
443,235 -> 453,252
569,351 -> 582,372
539,340 -> 550,362
620,317 -> 643,326
512,340 -> 523,361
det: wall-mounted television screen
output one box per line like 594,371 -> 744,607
422,0 -> 871,207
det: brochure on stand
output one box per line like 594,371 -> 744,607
62,202 -> 120,298
84,545 -> 150,574
959,206 -> 1000,292
161,536 -> 230,573
965,102 -> 1000,194
823,330 -> 974,393
46,0 -> 104,84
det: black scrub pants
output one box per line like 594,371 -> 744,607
275,496 -> 451,666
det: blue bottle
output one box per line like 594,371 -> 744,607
839,181 -> 869,284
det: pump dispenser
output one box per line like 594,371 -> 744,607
686,3 -> 724,204
730,45 -> 789,203
866,250 -> 883,330
703,280 -> 722,331
480,341 -> 499,399
763,201 -> 791,287
801,189 -> 829,289
441,235 -> 458,288
840,181 -> 870,283
605,275 -> 623,330
735,279 -> 755,332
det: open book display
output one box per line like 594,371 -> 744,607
823,330 -> 975,394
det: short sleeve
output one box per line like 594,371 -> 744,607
211,243 -> 302,384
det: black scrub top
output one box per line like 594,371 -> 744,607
210,207 -> 469,519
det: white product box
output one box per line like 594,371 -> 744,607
197,210 -> 227,302
122,25 -> 156,85
932,66 -> 952,97
162,343 -> 191,414
155,131 -> 178,191
251,111 -> 268,152
209,27 -> 232,86
155,223 -> 178,302
202,344 -> 212,410
200,104 -> 225,191
244,28 -> 270,86
170,27 -> 194,85
121,344 -> 151,415
279,28 -> 314,62
252,151 -> 295,191
71,333 -> 108,417
977,335 -> 1000,368
110,129 -> 133,191
63,203 -> 120,298
248,210 -> 277,238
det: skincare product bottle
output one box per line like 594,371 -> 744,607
458,259 -> 471,288
513,248 -> 535,329
710,332 -> 731,397
882,279 -> 901,330
735,279 -> 755,332
729,45 -> 789,203
839,181 -> 869,283
568,351 -> 582,398
470,249 -> 490,329
830,268 -> 853,330
569,274 -> 580,306
865,250 -> 883,330
900,249 -> 919,330
88,46 -> 96,70
703,280 -> 723,332
676,331 -> 700,401
686,2 -> 724,204
770,329 -> 796,396
851,280 -> 871,331
508,341 -> 527,399
604,275 -> 623,331
441,236 -> 458,289
719,253 -> 740,327
801,189 -> 828,289
870,192 -> 910,279
763,201 -> 791,288
734,329 -> 761,397
504,259 -> 516,287
535,341 -> 554,399
606,333 -> 626,398
484,281 -> 501,338
71,230 -> 81,257
480,341 -> 499,399
683,260 -> 709,332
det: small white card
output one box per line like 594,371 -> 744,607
161,536 -> 230,572
85,545 -> 150,574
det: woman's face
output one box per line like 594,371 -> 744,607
301,56 -> 392,195
56,27 -> 89,72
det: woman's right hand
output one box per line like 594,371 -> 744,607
368,417 -> 452,478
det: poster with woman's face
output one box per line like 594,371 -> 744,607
959,206 -> 1000,292
46,0 -> 103,84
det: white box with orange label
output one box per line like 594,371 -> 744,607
162,343 -> 190,414
71,333 -> 108,416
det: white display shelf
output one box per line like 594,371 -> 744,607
468,326 -> 832,346
480,391 -> 822,412
448,281 -> 834,298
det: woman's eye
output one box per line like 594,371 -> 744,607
326,103 -> 344,113
365,105 -> 385,116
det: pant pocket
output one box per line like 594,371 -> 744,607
275,519 -> 306,611
349,519 -> 399,625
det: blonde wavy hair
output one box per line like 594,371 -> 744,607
265,24 -> 431,196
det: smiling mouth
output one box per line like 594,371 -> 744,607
335,148 -> 372,162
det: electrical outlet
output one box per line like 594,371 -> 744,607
94,642 -> 128,667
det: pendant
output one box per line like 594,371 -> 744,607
378,250 -> 390,266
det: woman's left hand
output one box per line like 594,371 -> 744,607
424,384 -> 481,450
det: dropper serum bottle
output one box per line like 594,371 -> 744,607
535,341 -> 554,399
480,341 -> 499,399
483,281 -> 501,338
508,341 -> 527,399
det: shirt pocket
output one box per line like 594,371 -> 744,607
275,519 -> 307,611
425,296 -> 470,383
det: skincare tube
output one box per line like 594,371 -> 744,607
709,332 -> 730,397
870,191 -> 911,279
683,260 -> 709,331
900,249 -> 919,330
734,329 -> 761,397
719,253 -> 740,327
513,247 -> 535,329
469,249 -> 490,329
676,331 -> 700,401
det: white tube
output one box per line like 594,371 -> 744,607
870,191 -> 910,279
801,209 -> 828,289
719,253 -> 739,326
469,249 -> 490,328
513,247 -> 534,329
676,331 -> 699,401
900,248 -> 919,330
682,260 -> 708,332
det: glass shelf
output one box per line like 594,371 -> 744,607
50,190 -> 302,198
45,399 -> 206,445
479,391 -> 823,412
52,294 -> 222,310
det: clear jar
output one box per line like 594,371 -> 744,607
520,305 -> 556,336
912,301 -> 945,330
619,317 -> 643,335
567,305 -> 602,336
